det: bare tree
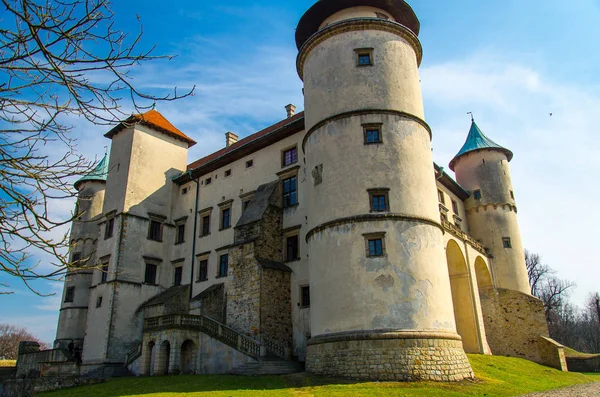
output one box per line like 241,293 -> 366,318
0,324 -> 49,360
525,250 -> 551,297
594,293 -> 600,326
0,0 -> 193,294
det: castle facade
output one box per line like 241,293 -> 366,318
52,0 -> 566,381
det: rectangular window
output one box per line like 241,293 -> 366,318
198,259 -> 208,282
173,266 -> 183,286
218,254 -> 228,278
144,263 -> 158,285
104,218 -> 114,239
246,160 -> 254,168
221,208 -> 231,230
300,286 -> 310,308
96,296 -> 103,308
503,237 -> 512,249
368,239 -> 384,257
182,187 -> 189,195
355,48 -> 373,66
282,176 -> 298,208
205,177 -> 212,186
473,190 -> 482,200
65,287 -> 75,303
243,199 -> 251,212
441,213 -> 448,223
225,169 -> 232,178
148,220 -> 162,241
100,263 -> 109,283
371,195 -> 387,212
71,252 -> 81,265
363,124 -> 383,144
438,189 -> 445,205
282,147 -> 298,167
201,215 -> 211,236
175,224 -> 185,245
286,235 -> 300,262
452,200 -> 459,214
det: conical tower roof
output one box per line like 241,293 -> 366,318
74,153 -> 109,190
449,120 -> 513,171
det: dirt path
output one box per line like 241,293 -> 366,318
519,382 -> 600,396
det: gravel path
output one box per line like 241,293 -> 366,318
519,382 -> 600,396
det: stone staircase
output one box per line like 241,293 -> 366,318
230,358 -> 304,376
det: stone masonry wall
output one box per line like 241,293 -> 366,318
201,284 -> 226,323
307,335 -> 474,382
260,268 -> 292,346
479,288 -> 565,370
226,243 -> 261,336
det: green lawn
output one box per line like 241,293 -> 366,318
40,355 -> 598,397
563,347 -> 600,359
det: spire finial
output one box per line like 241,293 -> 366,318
467,112 -> 474,122
104,145 -> 108,155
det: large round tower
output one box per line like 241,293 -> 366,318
297,0 -> 473,381
55,155 -> 108,350
450,120 -> 531,295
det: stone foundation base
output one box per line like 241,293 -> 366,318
306,331 -> 474,382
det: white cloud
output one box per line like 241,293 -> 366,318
422,54 -> 600,306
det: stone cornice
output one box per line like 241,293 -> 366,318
306,213 -> 442,242
466,202 -> 518,214
308,330 -> 462,346
297,18 -> 422,81
302,109 -> 431,153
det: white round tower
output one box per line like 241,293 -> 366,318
55,155 -> 108,350
297,0 -> 473,381
450,120 -> 531,295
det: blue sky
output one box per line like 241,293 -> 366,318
1,0 -> 599,344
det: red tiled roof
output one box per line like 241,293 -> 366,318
186,111 -> 305,171
105,109 -> 197,147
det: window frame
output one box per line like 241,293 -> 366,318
281,146 -> 298,168
173,266 -> 183,286
96,296 -> 103,308
282,176 -> 298,208
502,237 -> 512,249
225,169 -> 232,178
104,217 -> 115,240
245,159 -> 254,169
198,207 -> 213,237
437,189 -> 446,205
64,286 -> 75,303
363,123 -> 383,145
354,48 -> 374,67
147,213 -> 166,242
217,254 -> 229,278
451,199 -> 459,214
174,217 -> 187,245
197,257 -> 209,282
368,188 -> 390,213
364,232 -> 386,258
219,200 -> 233,231
286,235 -> 300,262
144,262 -> 158,285
205,177 -> 212,186
473,190 -> 482,200
300,285 -> 310,308
100,262 -> 109,284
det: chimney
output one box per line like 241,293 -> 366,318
285,104 -> 296,118
225,132 -> 238,147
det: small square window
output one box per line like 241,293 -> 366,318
173,266 -> 183,286
71,252 -> 81,266
286,235 -> 300,262
473,190 -> 482,200
104,217 -> 114,240
218,254 -> 228,278
221,208 -> 231,230
282,176 -> 298,208
182,187 -> 189,195
503,237 -> 512,249
282,147 -> 298,167
246,160 -> 254,169
144,263 -> 158,285
452,200 -> 459,214
201,214 -> 211,236
438,190 -> 446,205
368,239 -> 384,257
205,177 -> 212,186
225,169 -> 232,178
100,263 -> 109,283
300,286 -> 310,308
198,259 -> 208,282
175,224 -> 185,245
96,296 -> 103,308
148,220 -> 162,241
65,287 -> 75,303
363,124 -> 382,144
355,48 -> 374,66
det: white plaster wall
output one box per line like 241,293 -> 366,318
436,182 -> 470,234
319,6 -> 396,29
302,29 -> 423,130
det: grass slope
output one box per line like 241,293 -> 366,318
41,355 -> 597,397
0,360 -> 16,367
563,347 -> 600,359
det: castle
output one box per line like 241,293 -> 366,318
49,0 -> 567,381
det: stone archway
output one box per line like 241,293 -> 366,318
446,240 -> 479,353
180,340 -> 197,375
474,256 -> 493,296
155,340 -> 171,376
142,341 -> 155,376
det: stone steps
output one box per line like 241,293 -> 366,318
230,360 -> 304,376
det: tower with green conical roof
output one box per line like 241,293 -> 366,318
450,119 -> 531,295
55,154 -> 109,350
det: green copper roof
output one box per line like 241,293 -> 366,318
74,154 -> 109,190
449,121 -> 513,171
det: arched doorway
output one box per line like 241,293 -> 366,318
155,340 -> 171,376
180,340 -> 197,374
446,240 -> 479,353
142,341 -> 155,376
474,256 -> 493,296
